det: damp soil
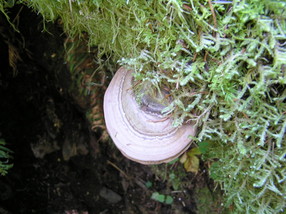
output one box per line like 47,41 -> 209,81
0,5 -> 222,214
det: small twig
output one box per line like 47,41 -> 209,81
192,52 -> 198,61
135,178 -> 149,191
187,91 -> 209,97
12,6 -> 23,29
107,160 -> 130,179
208,0 -> 217,32
171,190 -> 185,194
107,160 -> 150,191
183,4 -> 192,12
204,51 -> 209,62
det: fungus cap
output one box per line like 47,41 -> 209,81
103,67 -> 196,164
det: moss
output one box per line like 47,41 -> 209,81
195,186 -> 225,214
2,0 -> 286,213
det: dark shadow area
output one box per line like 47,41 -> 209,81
0,5 -> 126,214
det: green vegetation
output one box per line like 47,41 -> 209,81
151,192 -> 174,204
0,139 -> 13,176
0,0 -> 18,31
1,0 -> 286,213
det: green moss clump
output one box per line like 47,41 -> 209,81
3,0 -> 286,213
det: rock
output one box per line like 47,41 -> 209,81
99,187 -> 122,204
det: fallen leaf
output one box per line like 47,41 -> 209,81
183,155 -> 200,173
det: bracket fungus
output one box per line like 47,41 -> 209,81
103,67 -> 196,164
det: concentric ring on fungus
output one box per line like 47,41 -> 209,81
103,67 -> 196,164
